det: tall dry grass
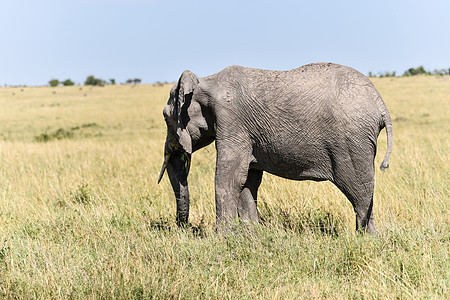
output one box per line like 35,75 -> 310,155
0,77 -> 448,298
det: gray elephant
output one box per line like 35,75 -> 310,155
158,63 -> 393,234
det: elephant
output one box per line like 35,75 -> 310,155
158,63 -> 393,234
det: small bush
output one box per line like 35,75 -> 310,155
34,123 -> 101,143
81,122 -> 98,128
34,128 -> 73,142
378,71 -> 396,78
403,65 -> 430,76
48,79 -> 59,87
69,183 -> 93,204
85,75 -> 105,86
126,78 -> 142,85
62,79 -> 74,86
34,132 -> 51,143
53,128 -> 73,140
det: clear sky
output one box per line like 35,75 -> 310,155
1,0 -> 449,86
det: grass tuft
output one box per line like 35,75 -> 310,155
69,183 -> 93,204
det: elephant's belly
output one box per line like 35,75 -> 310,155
251,148 -> 332,182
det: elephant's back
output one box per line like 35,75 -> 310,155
215,63 -> 385,139
246,63 -> 382,122
287,63 -> 383,129
248,62 -> 383,161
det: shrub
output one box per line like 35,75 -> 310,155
403,65 -> 430,76
34,124 -> 102,143
34,128 -> 73,142
125,78 -> 142,84
378,71 -> 397,78
69,183 -> 93,204
62,79 -> 74,86
49,79 -> 59,87
85,75 -> 105,86
432,69 -> 450,76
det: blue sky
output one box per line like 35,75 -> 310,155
1,0 -> 449,86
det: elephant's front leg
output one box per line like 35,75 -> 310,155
237,169 -> 263,223
214,142 -> 252,230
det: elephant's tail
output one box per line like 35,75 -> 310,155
380,110 -> 393,171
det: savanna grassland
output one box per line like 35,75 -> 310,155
0,76 -> 448,299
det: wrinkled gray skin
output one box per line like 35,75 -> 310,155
158,63 -> 393,234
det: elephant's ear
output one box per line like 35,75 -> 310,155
176,70 -> 198,154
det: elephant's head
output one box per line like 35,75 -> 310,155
158,70 -> 215,225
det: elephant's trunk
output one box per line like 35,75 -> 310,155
165,151 -> 191,226
175,182 -> 190,225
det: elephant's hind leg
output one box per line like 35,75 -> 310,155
331,147 -> 377,234
237,169 -> 263,223
335,178 -> 377,234
347,185 -> 376,234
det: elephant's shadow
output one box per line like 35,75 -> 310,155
259,204 -> 344,237
146,217 -> 207,237
146,207 -> 343,237
146,218 -> 172,231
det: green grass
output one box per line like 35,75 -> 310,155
0,78 -> 448,299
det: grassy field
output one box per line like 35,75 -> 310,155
0,76 -> 448,299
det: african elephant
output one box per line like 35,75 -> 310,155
158,63 -> 393,234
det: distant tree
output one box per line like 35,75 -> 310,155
85,75 -> 96,85
49,79 -> 59,87
62,79 -> 74,86
403,65 -> 429,76
378,71 -> 396,78
125,78 -> 142,85
85,75 -> 105,86
109,78 -> 116,85
431,69 -> 450,76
